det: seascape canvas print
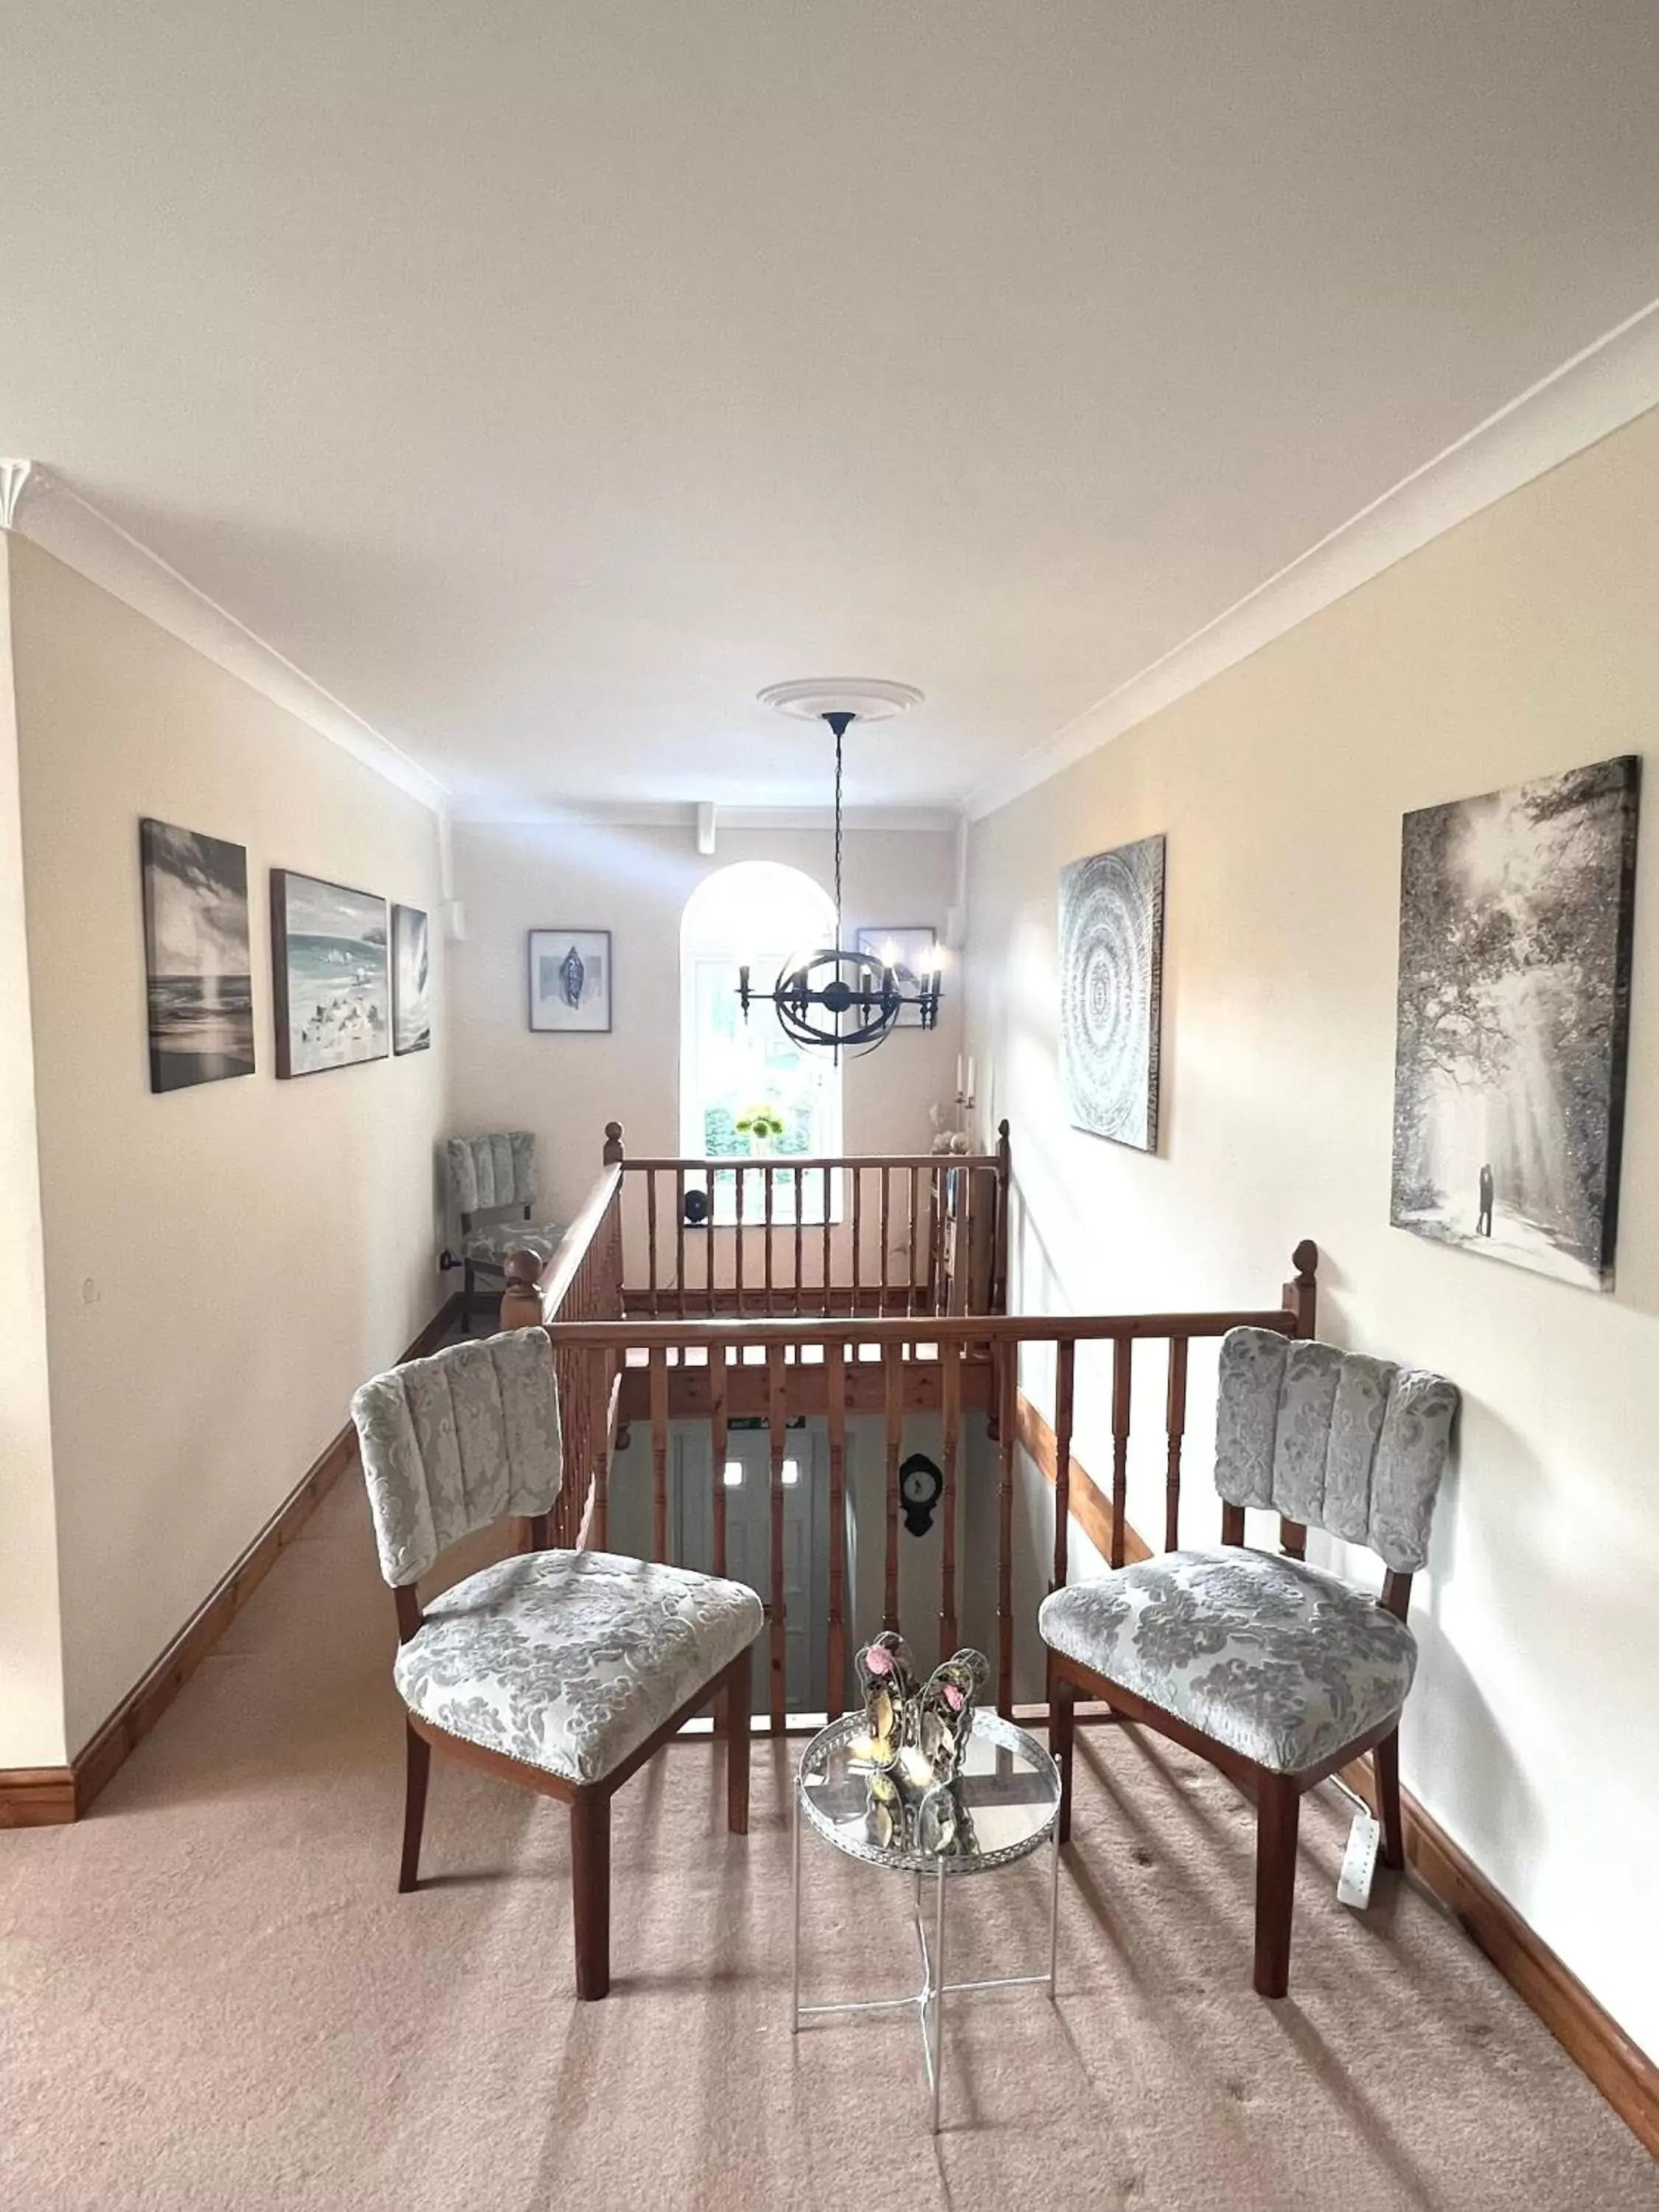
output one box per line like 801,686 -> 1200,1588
529,928 -> 611,1032
1391,756 -> 1640,1290
139,819 -> 255,1092
271,871 -> 389,1077
1058,834 -> 1166,1150
392,903 -> 431,1054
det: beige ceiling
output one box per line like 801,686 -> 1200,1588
4,4 -> 1658,814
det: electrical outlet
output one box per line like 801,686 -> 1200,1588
1337,1810 -> 1382,1909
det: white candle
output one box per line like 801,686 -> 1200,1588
956,1054 -> 964,1098
966,1056 -> 976,1102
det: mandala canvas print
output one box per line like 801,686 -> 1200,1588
1391,755 -> 1639,1291
1058,834 -> 1166,1150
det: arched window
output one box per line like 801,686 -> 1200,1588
681,862 -> 842,1220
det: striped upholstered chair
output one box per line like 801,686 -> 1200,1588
1040,1327 -> 1458,1997
444,1131 -> 564,1321
351,1328 -> 763,1997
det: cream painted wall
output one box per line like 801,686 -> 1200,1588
0,536 -> 68,1766
8,538 -> 449,1759
448,821 -> 963,1227
964,408 -> 1659,2056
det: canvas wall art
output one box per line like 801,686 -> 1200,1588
1058,834 -> 1166,1151
139,818 -> 256,1092
392,903 -> 431,1054
271,870 -> 389,1077
1391,755 -> 1639,1291
529,928 -> 611,1032
855,925 -> 938,1026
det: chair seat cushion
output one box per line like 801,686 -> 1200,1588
395,1549 -> 764,1786
1038,1548 -> 1416,1775
464,1220 -> 565,1265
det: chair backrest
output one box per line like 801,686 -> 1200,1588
1213,1328 -> 1458,1574
350,1329 -> 562,1587
446,1131 -> 536,1220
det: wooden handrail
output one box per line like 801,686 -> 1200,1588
530,1165 -> 624,1324
617,1151 -> 1001,1172
538,1307 -> 1298,1349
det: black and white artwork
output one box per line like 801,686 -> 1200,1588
1391,756 -> 1640,1291
855,925 -> 938,1026
271,871 -> 389,1077
1058,834 -> 1166,1151
529,928 -> 611,1033
139,818 -> 256,1092
392,903 -> 431,1054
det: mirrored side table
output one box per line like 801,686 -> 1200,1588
791,1708 -> 1061,2132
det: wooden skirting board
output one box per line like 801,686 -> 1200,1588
1017,1385 -> 1658,2161
0,1295 -> 462,1832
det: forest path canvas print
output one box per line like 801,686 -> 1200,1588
1059,834 -> 1166,1151
140,819 -> 255,1092
1391,755 -> 1639,1290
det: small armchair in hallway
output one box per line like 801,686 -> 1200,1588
443,1131 -> 565,1321
1040,1326 -> 1458,1998
350,1329 -> 764,1998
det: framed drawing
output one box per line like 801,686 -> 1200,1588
1391,754 -> 1639,1290
271,870 -> 389,1077
529,928 -> 612,1033
139,818 -> 256,1092
391,903 -> 431,1054
1058,834 -> 1166,1151
855,925 -> 939,1027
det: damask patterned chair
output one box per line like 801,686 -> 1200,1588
350,1328 -> 763,1999
1040,1327 -> 1458,1997
443,1131 -> 566,1322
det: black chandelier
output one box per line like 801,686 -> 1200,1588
737,709 -> 942,1057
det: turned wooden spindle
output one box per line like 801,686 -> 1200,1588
499,1248 -> 544,1332
1284,1239 -> 1319,1338
602,1120 -> 626,1166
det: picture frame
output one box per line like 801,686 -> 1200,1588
139,818 -> 256,1092
1057,834 -> 1166,1152
855,925 -> 939,1028
271,869 -> 390,1077
391,902 -> 432,1055
529,928 -> 612,1033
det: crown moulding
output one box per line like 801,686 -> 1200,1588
963,293 -> 1659,822
0,462 -> 448,815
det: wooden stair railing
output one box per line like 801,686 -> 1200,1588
499,1124 -> 1317,1734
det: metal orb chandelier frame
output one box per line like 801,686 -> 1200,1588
737,703 -> 941,1058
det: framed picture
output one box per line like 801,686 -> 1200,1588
529,928 -> 611,1033
855,925 -> 939,1027
1058,834 -> 1166,1152
1391,755 -> 1639,1291
139,818 -> 256,1092
391,903 -> 431,1054
270,870 -> 389,1077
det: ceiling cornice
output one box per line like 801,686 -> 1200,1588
0,465 -> 448,815
964,295 -> 1659,823
451,801 -> 961,833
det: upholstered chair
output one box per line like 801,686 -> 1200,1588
1040,1326 -> 1458,1997
444,1131 -> 565,1321
350,1328 -> 764,1998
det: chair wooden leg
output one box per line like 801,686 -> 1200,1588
1050,1669 -> 1076,1846
570,1790 -> 612,2000
399,1721 -> 430,1894
721,1646 -> 752,1835
1253,1773 -> 1301,1998
1374,1726 -> 1406,1871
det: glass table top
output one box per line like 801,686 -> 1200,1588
796,1708 -> 1060,1876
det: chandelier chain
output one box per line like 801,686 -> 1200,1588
833,720 -> 844,938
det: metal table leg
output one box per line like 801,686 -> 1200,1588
929,1857 -> 947,2133
790,1776 -> 801,2034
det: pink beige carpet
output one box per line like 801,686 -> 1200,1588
1,1475 -> 1653,2211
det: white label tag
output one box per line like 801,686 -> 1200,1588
1336,1810 -> 1382,1909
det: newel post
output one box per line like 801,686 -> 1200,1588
1284,1240 -> 1319,1339
991,1119 -> 1012,1315
602,1120 -> 626,1166
500,1248 -> 545,1332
